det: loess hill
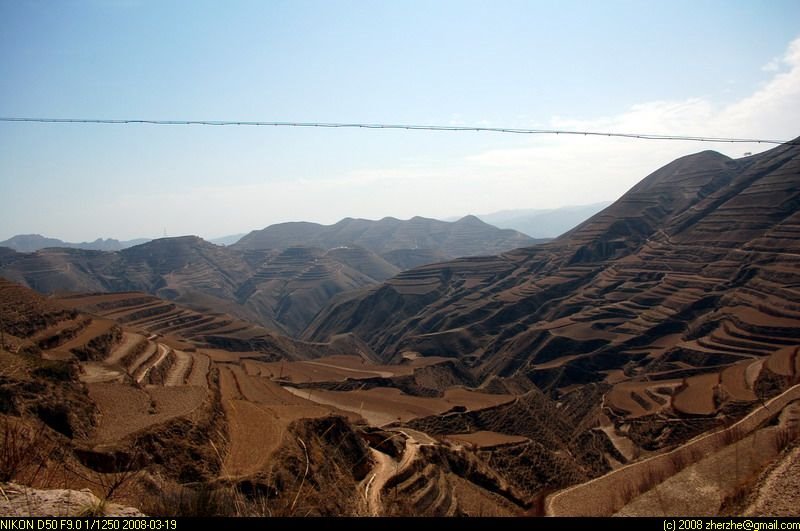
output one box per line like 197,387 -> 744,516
2,141 -> 800,516
299,140 -> 800,514
0,278 -> 580,516
232,214 -> 541,264
0,217 -> 539,337
306,141 -> 800,392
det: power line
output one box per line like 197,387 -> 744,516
0,116 -> 794,145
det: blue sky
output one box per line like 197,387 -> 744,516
1,0 -> 799,241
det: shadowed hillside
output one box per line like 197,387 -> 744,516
0,238 -> 398,336
2,140 -> 799,516
0,216 -> 541,336
306,143 -> 800,384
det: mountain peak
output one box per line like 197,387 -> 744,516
234,215 -> 536,257
455,214 -> 485,225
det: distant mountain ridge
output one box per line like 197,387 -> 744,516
0,236 -> 400,335
475,201 -> 613,238
0,215 -> 541,336
0,234 -> 150,252
233,215 -> 544,264
305,140 -> 800,400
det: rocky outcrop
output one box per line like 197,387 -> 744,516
0,482 -> 144,516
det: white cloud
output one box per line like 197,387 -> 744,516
762,58 -> 781,72
440,35 -> 800,210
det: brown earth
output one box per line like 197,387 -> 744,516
282,386 -> 513,426
0,216 -> 541,337
306,142 -> 800,407
745,442 -> 800,516
3,140 -> 800,516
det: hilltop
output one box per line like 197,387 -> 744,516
233,215 -> 543,268
0,216 -> 542,336
2,141 -> 799,516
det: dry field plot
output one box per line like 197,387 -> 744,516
219,364 -> 315,406
745,358 -> 765,388
105,332 -> 147,365
672,372 -> 720,416
79,362 -> 126,384
186,351 -> 210,387
217,363 -> 335,477
41,317 -> 118,361
283,386 -> 514,426
222,399 -> 287,477
247,354 -> 448,383
443,431 -> 527,448
87,382 -> 207,443
58,292 -> 147,307
202,349 -> 266,363
598,425 -> 638,463
720,360 -> 759,401
164,350 -> 193,386
605,381 -> 681,418
766,346 -> 798,376
731,305 -> 800,329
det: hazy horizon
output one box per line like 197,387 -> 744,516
0,200 -> 614,243
2,1 -> 799,241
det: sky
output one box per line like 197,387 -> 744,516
1,0 -> 799,242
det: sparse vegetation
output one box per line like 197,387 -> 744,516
0,417 -> 52,483
2,132 -> 800,517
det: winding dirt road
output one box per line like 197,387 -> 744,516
361,428 -> 435,515
364,449 -> 395,516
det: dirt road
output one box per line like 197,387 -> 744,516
361,428 -> 435,515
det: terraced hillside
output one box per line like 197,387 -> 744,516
0,279 -> 218,492
56,291 -> 376,362
305,141 -> 800,485
4,141 -> 800,516
0,216 -> 538,336
0,279 -> 560,516
307,142 -> 800,386
0,238 -> 398,336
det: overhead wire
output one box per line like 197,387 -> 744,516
0,116 -> 795,145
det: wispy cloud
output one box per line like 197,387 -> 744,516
440,35 -> 800,209
49,35 -> 800,240
762,57 -> 781,72
211,34 -> 800,232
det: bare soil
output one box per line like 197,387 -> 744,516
443,431 -> 527,448
87,383 -> 207,443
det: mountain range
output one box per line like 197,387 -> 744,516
0,215 -> 540,336
305,142 -> 800,394
233,214 -> 543,262
0,234 -> 151,252
474,201 -> 613,238
1,140 -> 798,517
